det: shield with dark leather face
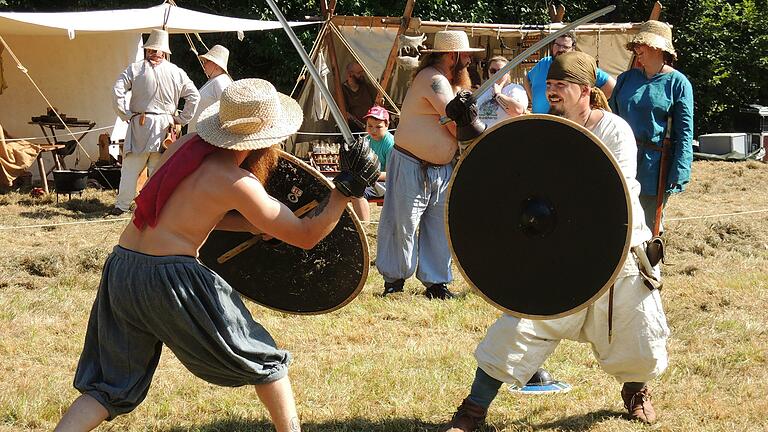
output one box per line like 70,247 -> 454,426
447,114 -> 631,319
199,151 -> 369,315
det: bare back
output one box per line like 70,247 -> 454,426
395,67 -> 458,164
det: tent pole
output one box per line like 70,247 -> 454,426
265,0 -> 354,144
376,0 -> 416,107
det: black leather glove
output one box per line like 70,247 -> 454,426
446,90 -> 486,142
333,137 -> 381,198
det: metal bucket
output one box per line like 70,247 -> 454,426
88,165 -> 121,190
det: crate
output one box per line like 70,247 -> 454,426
735,104 -> 768,133
698,133 -> 749,155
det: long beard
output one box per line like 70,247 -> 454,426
242,146 -> 280,184
450,67 -> 472,91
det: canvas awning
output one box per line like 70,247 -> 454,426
0,3 -> 317,37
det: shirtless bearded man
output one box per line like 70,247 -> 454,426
54,79 -> 380,432
376,30 -> 483,299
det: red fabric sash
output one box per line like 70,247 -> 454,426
133,135 -> 220,230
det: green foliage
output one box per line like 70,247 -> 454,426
2,0 -> 767,134
676,0 -> 768,132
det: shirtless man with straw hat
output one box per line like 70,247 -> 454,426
375,30 -> 483,300
54,78 -> 380,432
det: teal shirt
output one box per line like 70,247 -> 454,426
609,68 -> 694,195
367,132 -> 394,171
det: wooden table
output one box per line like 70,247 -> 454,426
28,118 -> 95,193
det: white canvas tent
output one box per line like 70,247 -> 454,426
289,15 -> 646,156
0,2 -> 315,178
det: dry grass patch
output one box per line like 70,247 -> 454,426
1,161 -> 768,431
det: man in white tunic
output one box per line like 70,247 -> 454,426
442,51 -> 669,431
188,45 -> 233,133
112,29 -> 199,215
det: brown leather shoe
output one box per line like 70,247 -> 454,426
621,385 -> 657,424
444,398 -> 487,432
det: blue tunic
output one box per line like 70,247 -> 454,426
527,56 -> 610,114
609,68 -> 694,195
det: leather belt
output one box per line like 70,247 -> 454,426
394,144 -> 443,167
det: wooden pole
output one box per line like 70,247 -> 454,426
376,0 -> 416,106
319,0 -> 348,129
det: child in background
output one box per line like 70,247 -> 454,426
352,105 -> 393,222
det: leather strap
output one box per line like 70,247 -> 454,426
394,144 -> 443,167
608,284 -> 615,344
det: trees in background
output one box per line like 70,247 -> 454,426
2,0 -> 767,135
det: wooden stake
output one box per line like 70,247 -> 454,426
377,0 -> 416,106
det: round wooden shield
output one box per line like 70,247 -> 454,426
199,151 -> 369,315
447,115 -> 632,319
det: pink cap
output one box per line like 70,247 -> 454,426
363,105 -> 390,122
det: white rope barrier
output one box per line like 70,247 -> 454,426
296,128 -> 396,137
2,125 -> 115,143
2,207 -> 764,232
0,217 -> 130,231
666,208 -> 768,222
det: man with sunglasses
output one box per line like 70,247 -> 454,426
524,32 -> 615,114
475,56 -> 528,128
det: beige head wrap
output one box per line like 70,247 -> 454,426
547,51 -> 611,111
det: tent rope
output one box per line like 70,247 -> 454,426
2,125 -> 114,143
164,0 -> 208,73
328,22 -> 401,116
0,35 -> 92,161
289,20 -> 331,98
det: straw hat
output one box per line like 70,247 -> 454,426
143,29 -> 171,54
626,20 -> 677,60
197,79 -> 303,150
199,45 -> 230,73
422,30 -> 484,54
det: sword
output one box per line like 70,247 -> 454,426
265,0 -> 356,146
439,5 -> 616,125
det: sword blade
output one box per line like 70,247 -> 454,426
265,0 -> 356,145
440,5 -> 616,125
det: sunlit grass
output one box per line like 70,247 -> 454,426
1,161 -> 767,431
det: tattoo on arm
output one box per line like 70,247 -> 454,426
305,195 -> 330,219
431,76 -> 453,96
289,416 -> 301,432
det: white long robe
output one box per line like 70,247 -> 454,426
113,59 -> 199,154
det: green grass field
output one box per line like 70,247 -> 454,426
1,160 -> 767,431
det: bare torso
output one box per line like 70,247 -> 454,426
395,67 -> 458,164
119,134 -> 352,257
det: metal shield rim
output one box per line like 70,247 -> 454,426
238,150 -> 370,315
445,114 -> 632,320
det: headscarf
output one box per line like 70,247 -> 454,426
547,51 -> 611,111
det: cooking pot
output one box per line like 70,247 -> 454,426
52,169 -> 89,193
89,165 -> 121,190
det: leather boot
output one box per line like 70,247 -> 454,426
621,385 -> 657,424
444,398 -> 487,432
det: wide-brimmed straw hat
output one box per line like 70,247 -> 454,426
626,20 -> 677,60
422,30 -> 484,54
143,29 -> 171,54
199,45 -> 230,73
197,78 -> 303,150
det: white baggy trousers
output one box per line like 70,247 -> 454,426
475,274 -> 670,387
115,151 -> 162,212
